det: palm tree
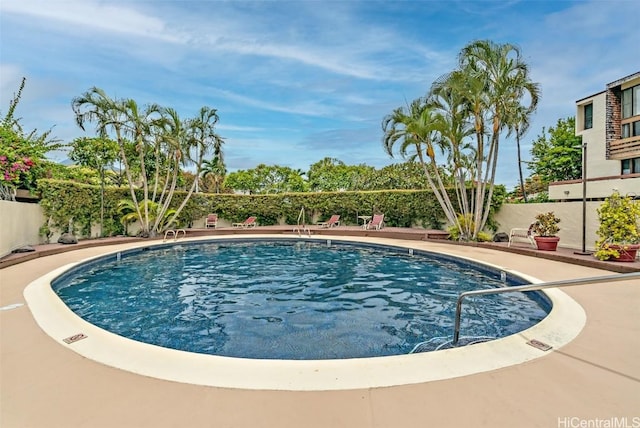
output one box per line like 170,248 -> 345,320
427,71 -> 477,238
506,100 -> 536,203
165,106 -> 224,228
201,156 -> 227,193
73,87 -> 226,237
382,98 -> 460,228
458,40 -> 539,236
119,99 -> 163,235
117,199 -> 177,235
382,40 -> 539,240
147,107 -> 186,233
72,88 -> 142,235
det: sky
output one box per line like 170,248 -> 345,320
1,0 -> 638,190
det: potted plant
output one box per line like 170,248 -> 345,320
594,191 -> 640,262
532,211 -> 561,251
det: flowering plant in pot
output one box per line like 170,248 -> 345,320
531,211 -> 561,251
594,191 -> 640,262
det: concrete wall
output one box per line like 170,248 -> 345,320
548,176 -> 640,200
0,200 -> 606,257
494,201 -> 601,251
0,200 -> 45,258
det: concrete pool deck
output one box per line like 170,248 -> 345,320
1,233 -> 639,427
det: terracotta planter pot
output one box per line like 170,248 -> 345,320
534,236 -> 560,251
607,244 -> 640,262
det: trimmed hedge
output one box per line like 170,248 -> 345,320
38,179 -> 504,238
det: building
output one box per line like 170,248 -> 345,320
549,71 -> 640,200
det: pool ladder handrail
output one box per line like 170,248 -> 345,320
453,271 -> 640,345
293,206 -> 311,237
163,229 -> 186,242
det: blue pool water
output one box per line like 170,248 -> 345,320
52,240 -> 550,360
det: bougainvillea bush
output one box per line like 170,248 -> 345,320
0,128 -> 36,186
0,77 -> 59,198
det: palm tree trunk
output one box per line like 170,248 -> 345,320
516,132 -> 528,202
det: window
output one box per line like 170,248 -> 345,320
621,157 -> 640,175
622,120 -> 640,139
621,84 -> 640,119
584,103 -> 593,129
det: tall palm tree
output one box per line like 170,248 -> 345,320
506,100 -> 536,203
150,107 -> 186,233
382,40 -> 539,240
72,88 -> 141,234
458,40 -> 539,236
165,106 -> 224,227
73,87 -> 226,237
427,71 -> 477,238
119,99 -> 163,235
382,98 -> 459,228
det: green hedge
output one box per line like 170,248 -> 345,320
38,179 -> 504,238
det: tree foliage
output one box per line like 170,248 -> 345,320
529,117 -> 582,184
362,162 -> 433,190
225,164 -> 307,194
307,157 -> 374,192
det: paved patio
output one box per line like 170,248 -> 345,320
1,230 -> 638,427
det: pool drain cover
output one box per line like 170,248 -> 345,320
526,339 -> 552,351
63,333 -> 88,344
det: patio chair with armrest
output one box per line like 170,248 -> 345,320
508,223 -> 536,248
205,213 -> 218,228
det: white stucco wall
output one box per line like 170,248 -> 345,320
578,92 -> 622,179
549,177 -> 640,200
0,200 -> 610,257
0,200 -> 45,258
494,202 -> 602,251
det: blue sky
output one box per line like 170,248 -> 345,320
1,0 -> 638,190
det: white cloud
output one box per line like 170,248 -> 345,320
0,0 -> 184,42
2,0 -> 637,185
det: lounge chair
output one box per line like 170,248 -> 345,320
508,223 -> 536,248
317,214 -> 340,228
205,213 -> 218,228
232,216 -> 257,228
366,214 -> 384,230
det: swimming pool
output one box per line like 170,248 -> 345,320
51,238 -> 550,360
24,235 -> 587,390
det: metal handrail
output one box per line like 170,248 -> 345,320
453,272 -> 640,344
163,229 -> 186,242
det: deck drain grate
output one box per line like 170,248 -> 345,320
526,339 -> 552,351
63,333 -> 88,344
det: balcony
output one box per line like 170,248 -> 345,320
609,135 -> 640,159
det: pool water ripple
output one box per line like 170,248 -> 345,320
53,241 -> 549,360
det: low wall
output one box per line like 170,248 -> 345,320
494,201 -> 601,251
0,200 -> 605,258
0,200 -> 45,258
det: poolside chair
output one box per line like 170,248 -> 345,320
232,216 -> 257,228
508,223 -> 536,248
205,213 -> 218,228
317,214 -> 340,228
366,214 -> 384,230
